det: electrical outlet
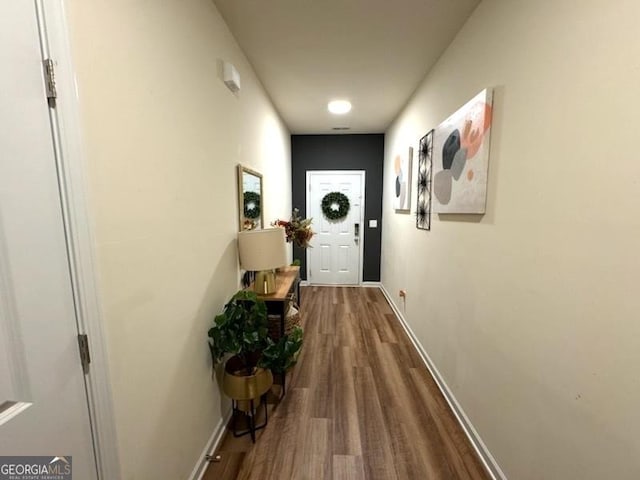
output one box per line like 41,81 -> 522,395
399,290 -> 406,298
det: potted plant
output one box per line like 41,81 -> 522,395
208,291 -> 273,422
208,290 -> 305,438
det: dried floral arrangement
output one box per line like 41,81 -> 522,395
272,208 -> 315,248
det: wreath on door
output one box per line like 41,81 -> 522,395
243,191 -> 261,219
321,192 -> 350,220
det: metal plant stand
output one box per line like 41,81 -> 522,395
231,394 -> 268,443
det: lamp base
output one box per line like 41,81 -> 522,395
254,270 -> 277,295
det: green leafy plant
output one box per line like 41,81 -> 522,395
259,326 -> 304,374
209,290 -> 305,384
208,290 -> 269,375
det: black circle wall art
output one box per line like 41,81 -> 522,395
442,129 -> 461,170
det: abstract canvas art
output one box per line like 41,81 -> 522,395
432,89 -> 493,214
393,146 -> 413,211
416,130 -> 433,230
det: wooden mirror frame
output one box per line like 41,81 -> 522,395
237,164 -> 264,231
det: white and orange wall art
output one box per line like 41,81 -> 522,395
393,146 -> 413,211
432,89 -> 493,214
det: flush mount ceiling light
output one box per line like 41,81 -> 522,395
328,100 -> 352,115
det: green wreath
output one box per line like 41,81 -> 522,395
243,191 -> 261,219
321,192 -> 350,220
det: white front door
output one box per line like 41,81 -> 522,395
306,171 -> 365,285
0,2 -> 98,477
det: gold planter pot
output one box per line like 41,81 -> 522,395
223,356 -> 273,412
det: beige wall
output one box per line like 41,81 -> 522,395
382,0 -> 640,478
66,1 -> 291,478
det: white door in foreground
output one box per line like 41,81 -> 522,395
306,171 -> 365,285
0,2 -> 98,477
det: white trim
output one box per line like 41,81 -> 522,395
302,281 -> 381,289
0,402 -> 32,427
0,226 -> 31,403
378,284 -> 507,480
37,2 -> 121,478
305,170 -> 366,286
190,408 -> 233,480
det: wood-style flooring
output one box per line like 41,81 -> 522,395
203,286 -> 490,480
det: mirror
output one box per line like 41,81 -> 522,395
237,164 -> 263,231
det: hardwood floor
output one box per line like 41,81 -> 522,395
203,286 -> 490,480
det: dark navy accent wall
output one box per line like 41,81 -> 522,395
291,134 -> 384,282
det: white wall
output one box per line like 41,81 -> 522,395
382,0 -> 640,478
66,1 -> 291,478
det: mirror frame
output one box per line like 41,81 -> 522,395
237,164 -> 264,231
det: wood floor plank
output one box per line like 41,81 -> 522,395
294,417 -> 331,480
308,334 -> 334,419
408,368 -> 487,479
353,366 -> 399,480
375,342 -> 455,478
332,455 -> 365,480
341,312 -> 370,368
203,286 -> 490,480
331,346 -> 362,456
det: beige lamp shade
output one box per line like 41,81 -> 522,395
237,227 -> 288,271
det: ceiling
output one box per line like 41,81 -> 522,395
213,0 -> 480,134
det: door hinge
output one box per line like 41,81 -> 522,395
42,59 -> 57,107
77,334 -> 91,375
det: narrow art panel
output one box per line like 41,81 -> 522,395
416,130 -> 433,230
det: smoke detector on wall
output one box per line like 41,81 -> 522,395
223,61 -> 241,93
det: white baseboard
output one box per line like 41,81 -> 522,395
189,407 -> 232,480
378,285 -> 507,480
299,281 -> 381,287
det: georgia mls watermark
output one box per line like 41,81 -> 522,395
0,456 -> 72,480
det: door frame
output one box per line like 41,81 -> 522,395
305,170 -> 366,285
34,1 -> 121,478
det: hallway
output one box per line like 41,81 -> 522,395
205,287 -> 490,479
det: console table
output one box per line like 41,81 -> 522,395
246,266 -> 300,334
244,265 -> 300,396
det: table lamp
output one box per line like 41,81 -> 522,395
237,227 -> 288,295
